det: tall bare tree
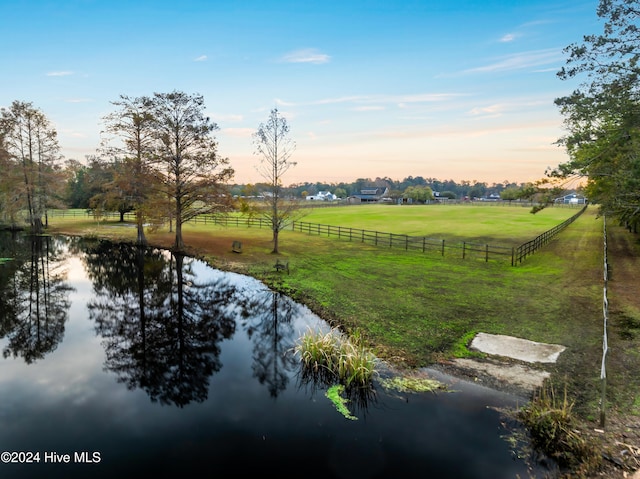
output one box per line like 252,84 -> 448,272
149,91 -> 234,252
0,101 -> 61,234
101,95 -> 158,245
253,108 -> 302,254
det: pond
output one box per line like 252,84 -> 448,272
0,233 -> 553,479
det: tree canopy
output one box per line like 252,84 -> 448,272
551,0 -> 640,231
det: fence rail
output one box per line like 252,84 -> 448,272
289,220 -> 514,263
48,205 -> 588,265
513,205 -> 587,265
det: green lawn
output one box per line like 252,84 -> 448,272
298,203 -> 580,244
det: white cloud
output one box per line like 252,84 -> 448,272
194,55 -> 207,62
352,106 -> 385,111
215,113 -> 243,122
46,71 -> 73,77
280,48 -> 330,64
222,127 -> 254,138
285,93 -> 464,108
461,48 -> 563,75
500,33 -> 517,42
469,104 -> 506,116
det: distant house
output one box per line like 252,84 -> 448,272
306,190 -> 337,201
555,193 -> 587,205
347,187 -> 390,204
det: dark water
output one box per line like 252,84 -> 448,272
0,234 -> 550,479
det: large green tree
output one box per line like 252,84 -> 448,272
150,91 -> 234,251
551,0 -> 640,231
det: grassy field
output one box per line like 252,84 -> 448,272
299,203 -> 581,244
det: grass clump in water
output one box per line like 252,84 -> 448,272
295,327 -> 376,387
517,381 -> 601,476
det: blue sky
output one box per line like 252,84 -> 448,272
0,0 -> 600,185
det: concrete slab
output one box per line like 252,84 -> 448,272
470,333 -> 566,364
451,358 -> 551,393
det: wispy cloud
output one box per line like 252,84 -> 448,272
469,103 -> 507,116
46,71 -> 73,77
222,127 -> 254,138
461,48 -> 562,75
352,106 -> 385,111
500,33 -> 517,42
59,129 -> 88,138
216,113 -> 243,122
194,55 -> 207,62
280,48 -> 330,64
285,93 -> 465,108
65,98 -> 92,103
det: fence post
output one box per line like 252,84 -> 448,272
463,241 -> 466,259
485,244 -> 489,262
441,239 -> 445,256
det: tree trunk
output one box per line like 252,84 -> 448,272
136,211 -> 147,246
272,228 -> 279,254
174,220 -> 184,251
32,216 -> 44,235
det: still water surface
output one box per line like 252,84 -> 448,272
0,234 -> 550,479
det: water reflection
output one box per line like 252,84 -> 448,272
241,290 -> 302,398
0,234 -> 73,363
82,240 -> 237,407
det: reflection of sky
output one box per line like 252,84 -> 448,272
0,242 -> 548,479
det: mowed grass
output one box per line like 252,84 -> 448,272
299,203 -> 580,244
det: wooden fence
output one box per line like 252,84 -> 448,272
289,220 -> 515,263
48,205 -> 588,265
512,205 -> 587,265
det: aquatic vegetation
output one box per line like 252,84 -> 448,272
380,376 -> 447,394
295,327 -> 376,387
326,385 -> 357,420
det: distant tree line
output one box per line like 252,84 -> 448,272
229,177 -> 547,203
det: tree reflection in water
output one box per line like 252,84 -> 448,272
0,234 -> 72,363
82,240 -> 237,408
240,290 -> 300,398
